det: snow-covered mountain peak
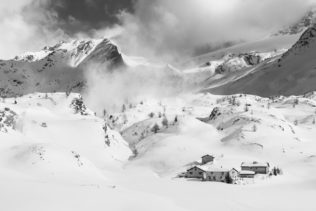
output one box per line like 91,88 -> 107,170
13,38 -> 109,67
0,37 -> 125,97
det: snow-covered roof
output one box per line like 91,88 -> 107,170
201,154 -> 214,158
187,166 -> 206,172
199,165 -> 236,173
241,161 -> 269,167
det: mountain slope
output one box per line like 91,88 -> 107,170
0,38 -> 125,97
207,25 -> 316,97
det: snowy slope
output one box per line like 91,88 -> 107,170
2,10 -> 316,211
1,92 -> 316,210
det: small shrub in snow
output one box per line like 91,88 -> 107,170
293,99 -> 299,108
253,124 -> 257,132
132,148 -> 138,157
228,96 -> 240,106
121,104 -> 126,113
0,108 -> 17,133
209,107 -> 221,120
41,122 -> 47,128
294,120 -> 298,126
151,123 -> 160,133
271,167 -> 282,176
70,97 -> 87,115
162,117 -> 169,128
174,115 -> 178,124
103,123 -> 111,146
244,104 -> 249,112
148,112 -> 155,118
71,151 -> 83,166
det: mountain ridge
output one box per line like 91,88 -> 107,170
0,38 -> 126,97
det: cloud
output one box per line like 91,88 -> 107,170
113,0 -> 316,61
83,62 -> 185,113
82,0 -> 316,112
0,0 -> 68,59
1,0 -> 314,61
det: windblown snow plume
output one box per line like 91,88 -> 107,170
83,63 -> 184,113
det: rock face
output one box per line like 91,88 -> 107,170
209,25 -> 316,97
79,39 -> 125,70
243,54 -> 261,66
214,53 -> 261,75
0,38 -> 125,97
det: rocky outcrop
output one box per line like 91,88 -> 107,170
242,54 -> 261,66
79,39 -> 125,70
214,53 -> 262,75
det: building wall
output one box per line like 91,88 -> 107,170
203,169 -> 239,183
186,167 -> 204,178
203,171 -> 230,182
202,156 -> 214,164
241,166 -> 269,174
240,174 -> 255,178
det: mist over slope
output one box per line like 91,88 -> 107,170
273,7 -> 316,36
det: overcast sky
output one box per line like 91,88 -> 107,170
0,0 -> 315,60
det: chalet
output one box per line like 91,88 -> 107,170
201,154 -> 215,164
202,167 -> 239,183
186,166 -> 205,179
239,170 -> 255,179
241,161 -> 270,174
